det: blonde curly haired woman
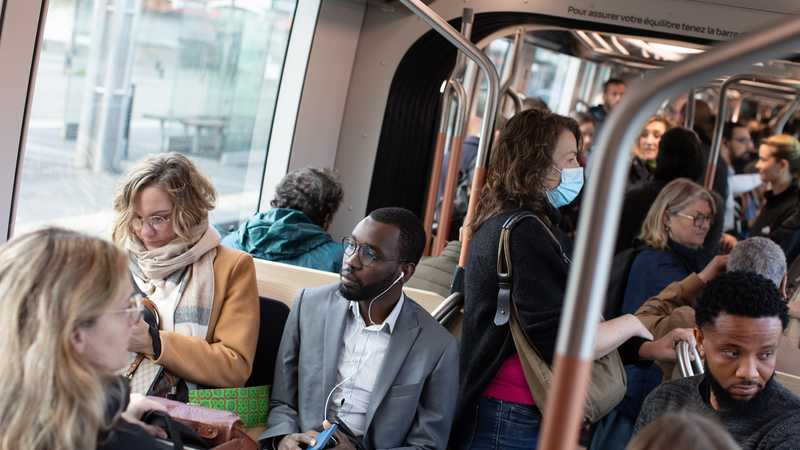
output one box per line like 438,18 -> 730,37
0,228 -> 169,450
112,153 -> 259,398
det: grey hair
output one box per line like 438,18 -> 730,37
728,237 -> 787,288
270,168 -> 343,228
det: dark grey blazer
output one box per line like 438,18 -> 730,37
259,283 -> 459,450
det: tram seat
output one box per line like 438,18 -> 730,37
432,292 -> 464,338
775,371 -> 800,396
252,258 -> 445,312
246,297 -> 290,388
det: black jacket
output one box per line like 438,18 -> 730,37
451,206 -> 645,448
750,181 -> 799,238
97,379 -> 170,450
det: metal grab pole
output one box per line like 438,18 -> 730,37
499,28 -> 524,115
422,82 -> 454,255
773,96 -> 800,134
684,88 -> 696,129
397,0 -> 501,269
435,80 -> 468,255
707,74 -> 800,189
539,16 -> 800,450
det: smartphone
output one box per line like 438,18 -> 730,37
307,423 -> 338,450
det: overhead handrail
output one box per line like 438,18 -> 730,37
422,10 -> 472,256
434,79 -> 468,254
539,16 -> 800,450
397,0 -> 501,272
684,88 -> 696,129
677,341 -> 704,378
707,74 -> 800,189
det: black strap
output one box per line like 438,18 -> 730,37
494,211 -> 569,326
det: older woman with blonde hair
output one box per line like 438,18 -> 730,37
0,228 -> 169,450
112,152 -> 259,398
598,178 -> 716,449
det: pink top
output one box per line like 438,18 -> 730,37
481,354 -> 535,405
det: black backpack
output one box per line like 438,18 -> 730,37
603,244 -> 646,319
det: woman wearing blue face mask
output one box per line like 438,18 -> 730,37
451,109 -> 683,450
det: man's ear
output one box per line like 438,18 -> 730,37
694,327 -> 705,360
400,263 -> 416,282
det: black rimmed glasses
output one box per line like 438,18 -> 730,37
676,212 -> 712,228
342,236 -> 397,266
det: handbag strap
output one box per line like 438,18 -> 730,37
494,211 -> 569,326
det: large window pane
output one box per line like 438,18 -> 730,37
15,0 -> 297,236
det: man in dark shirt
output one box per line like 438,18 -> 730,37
589,78 -> 626,130
635,271 -> 800,450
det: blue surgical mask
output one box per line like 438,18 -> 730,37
546,166 -> 584,208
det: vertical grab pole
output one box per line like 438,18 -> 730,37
684,88 -> 696,129
539,17 -> 800,450
434,80 -> 467,254
396,0 -> 501,269
422,82 -> 454,255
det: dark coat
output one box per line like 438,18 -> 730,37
97,379 -> 170,450
451,206 -> 646,448
750,181 -> 800,238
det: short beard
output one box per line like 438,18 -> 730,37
338,270 -> 398,302
705,362 -> 772,414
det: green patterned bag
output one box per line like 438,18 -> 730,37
188,385 -> 269,427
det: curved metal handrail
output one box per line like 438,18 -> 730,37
707,73 -> 800,189
772,96 -> 800,134
499,28 -> 525,115
397,0 -> 501,270
435,79 -> 468,254
684,88 -> 696,129
540,16 -> 800,450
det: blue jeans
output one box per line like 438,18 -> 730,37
462,397 -> 541,450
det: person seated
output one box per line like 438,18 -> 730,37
751,135 -> 800,237
615,127 -> 709,255
593,178 -> 716,450
260,207 -> 458,450
628,116 -> 670,188
222,168 -> 345,273
112,153 -> 259,397
635,271 -> 800,450
0,228 -> 171,450
635,236 -> 787,378
627,413 -> 740,450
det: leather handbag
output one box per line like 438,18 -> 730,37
147,397 -> 259,450
494,210 -> 626,425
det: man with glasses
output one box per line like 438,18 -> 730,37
259,207 -> 458,450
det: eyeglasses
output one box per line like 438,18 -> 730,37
131,215 -> 171,231
106,294 -> 145,323
676,212 -> 712,228
342,236 -> 397,266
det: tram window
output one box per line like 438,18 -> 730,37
13,0 -> 298,237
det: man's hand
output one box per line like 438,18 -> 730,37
128,318 -> 155,355
698,255 -> 729,284
638,328 -> 696,362
322,420 -> 356,450
720,233 -> 738,254
277,431 -> 319,450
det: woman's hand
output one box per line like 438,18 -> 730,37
719,233 -> 738,254
698,254 -> 729,284
121,393 -> 168,439
128,319 -> 154,355
638,328 -> 696,362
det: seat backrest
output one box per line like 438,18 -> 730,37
253,258 -> 445,313
246,297 -> 290,387
775,370 -> 800,396
433,292 -> 464,339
